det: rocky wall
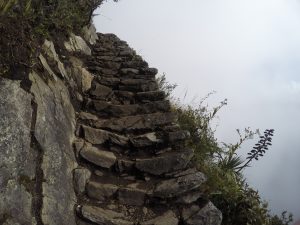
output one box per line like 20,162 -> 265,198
0,22 -> 222,225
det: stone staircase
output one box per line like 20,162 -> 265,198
73,33 -> 222,225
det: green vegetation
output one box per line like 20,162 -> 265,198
158,75 -> 293,225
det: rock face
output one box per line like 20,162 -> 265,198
0,79 -> 35,225
0,22 -> 222,225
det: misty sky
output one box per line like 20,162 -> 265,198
94,0 -> 300,219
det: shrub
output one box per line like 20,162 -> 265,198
157,74 -> 293,225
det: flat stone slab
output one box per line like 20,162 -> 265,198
82,125 -> 128,146
118,187 -> 147,206
95,112 -> 177,132
153,172 -> 207,198
91,100 -> 170,117
142,211 -> 179,225
80,145 -> 117,168
136,91 -> 165,102
182,202 -> 222,225
87,181 -> 118,201
135,149 -> 194,175
130,132 -> 163,148
79,205 -> 133,225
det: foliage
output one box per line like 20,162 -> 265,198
157,74 -> 293,225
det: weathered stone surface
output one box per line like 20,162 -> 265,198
130,132 -> 163,148
30,71 -> 77,225
118,187 -> 146,206
91,100 -> 170,117
79,112 -> 99,121
69,56 -> 94,92
136,91 -> 165,102
80,205 -> 133,225
82,125 -> 128,146
120,68 -> 139,75
74,168 -> 91,194
142,211 -> 179,225
168,130 -> 190,143
95,112 -> 177,132
65,33 -> 91,55
135,149 -> 194,175
117,159 -> 135,172
153,172 -> 206,198
140,67 -> 158,76
39,54 -> 57,80
90,66 -> 119,76
0,78 -> 36,225
83,24 -> 98,45
87,181 -> 118,201
80,145 -> 117,168
176,191 -> 203,204
98,76 -> 120,86
119,79 -> 158,92
90,82 -> 113,99
182,202 -> 222,225
42,39 -> 67,78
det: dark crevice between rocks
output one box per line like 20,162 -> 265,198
30,99 -> 45,225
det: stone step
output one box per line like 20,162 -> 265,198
141,211 -> 179,225
182,202 -> 222,225
118,78 -> 158,92
78,205 -> 133,225
81,125 -> 129,146
88,100 -> 171,117
94,112 -> 177,133
86,180 -> 150,206
86,181 -> 118,201
136,91 -> 166,102
80,144 -> 117,169
135,148 -> 194,175
153,171 -> 207,198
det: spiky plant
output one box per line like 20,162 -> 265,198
236,129 -> 274,172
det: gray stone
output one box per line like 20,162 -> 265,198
118,187 -> 146,206
95,112 -> 177,132
130,132 -> 163,148
92,100 -> 170,117
182,202 -> 222,225
117,159 -> 135,172
0,78 -> 36,225
120,68 -> 139,75
136,91 -> 165,102
90,66 -> 118,76
42,39 -> 67,78
39,54 -> 57,80
64,33 -> 91,55
73,168 -> 91,194
30,71 -> 77,225
82,125 -> 128,146
79,112 -> 98,121
135,149 -> 194,175
153,172 -> 207,198
176,191 -> 203,204
119,79 -> 158,92
80,145 -> 117,168
90,82 -> 112,99
80,205 -> 133,225
83,24 -> 98,45
168,130 -> 190,143
69,56 -> 94,92
87,181 -> 118,201
140,68 -> 158,76
142,211 -> 179,225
